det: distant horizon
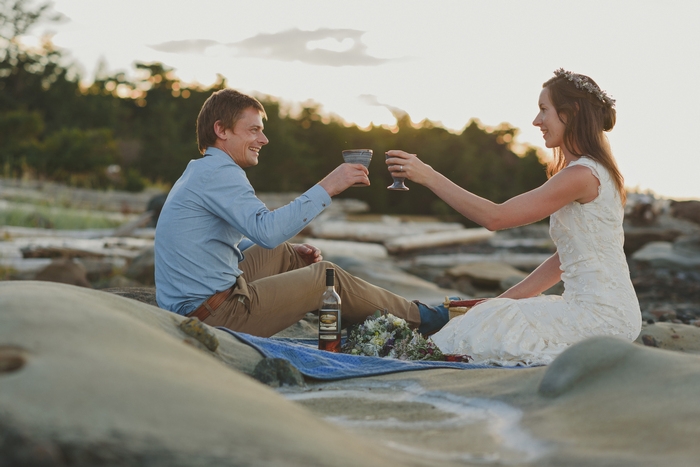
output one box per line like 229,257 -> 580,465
21,0 -> 700,201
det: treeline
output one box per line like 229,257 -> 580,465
0,0 -> 548,218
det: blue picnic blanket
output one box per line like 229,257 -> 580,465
218,328 -> 500,381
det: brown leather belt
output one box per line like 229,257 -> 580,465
187,288 -> 235,322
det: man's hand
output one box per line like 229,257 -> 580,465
293,243 -> 323,265
318,163 -> 369,197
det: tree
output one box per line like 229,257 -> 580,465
0,109 -> 43,176
0,0 -> 548,208
0,0 -> 64,111
28,128 -> 118,187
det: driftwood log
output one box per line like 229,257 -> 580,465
384,228 -> 494,254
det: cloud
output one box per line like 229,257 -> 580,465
149,39 -> 220,54
359,94 -> 407,117
150,28 -> 393,67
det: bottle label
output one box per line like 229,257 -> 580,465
319,309 -> 339,332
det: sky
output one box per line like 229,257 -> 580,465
25,0 -> 700,200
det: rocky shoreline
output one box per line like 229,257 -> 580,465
3,185 -> 700,465
3,281 -> 700,466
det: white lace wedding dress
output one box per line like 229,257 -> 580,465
431,157 -> 642,366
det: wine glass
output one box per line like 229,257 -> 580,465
386,154 -> 409,191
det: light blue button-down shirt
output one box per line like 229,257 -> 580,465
154,147 -> 332,315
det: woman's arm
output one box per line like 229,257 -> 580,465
498,253 -> 562,299
385,150 -> 599,231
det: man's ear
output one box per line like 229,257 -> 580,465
213,120 -> 228,140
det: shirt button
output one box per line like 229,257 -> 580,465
322,203 -> 326,207
303,218 -> 308,222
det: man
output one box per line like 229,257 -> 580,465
154,89 -> 446,337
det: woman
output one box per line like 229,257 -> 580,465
386,69 -> 641,366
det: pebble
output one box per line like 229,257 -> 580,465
252,358 -> 305,388
641,335 -> 659,348
0,346 -> 26,374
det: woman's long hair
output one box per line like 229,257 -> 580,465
543,73 -> 626,204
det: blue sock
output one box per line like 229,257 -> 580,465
415,300 -> 450,336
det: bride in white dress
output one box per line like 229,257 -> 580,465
387,69 -> 641,366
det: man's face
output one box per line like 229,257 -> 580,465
218,107 -> 269,168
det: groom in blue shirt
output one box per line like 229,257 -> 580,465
154,89 -> 446,336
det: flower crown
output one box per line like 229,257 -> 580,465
554,68 -> 616,107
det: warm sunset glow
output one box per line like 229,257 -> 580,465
35,0 -> 700,200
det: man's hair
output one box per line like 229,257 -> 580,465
196,89 -> 266,154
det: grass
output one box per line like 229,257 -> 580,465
0,205 -> 127,230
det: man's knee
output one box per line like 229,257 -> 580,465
310,260 -> 335,271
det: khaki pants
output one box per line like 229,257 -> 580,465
201,242 -> 420,337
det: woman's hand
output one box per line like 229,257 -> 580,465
385,150 -> 435,186
292,243 -> 323,265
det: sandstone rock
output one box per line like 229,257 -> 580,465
125,246 -> 155,285
146,192 -> 168,227
673,234 -> 700,255
538,336 -> 635,398
102,286 -> 158,307
446,261 -> 527,289
0,281 -> 407,467
631,241 -> 700,271
328,255 -> 461,305
273,317 -> 317,339
102,274 -> 142,289
623,226 -> 683,256
670,200 -> 700,225
633,322 -> 700,354
34,258 -> 92,288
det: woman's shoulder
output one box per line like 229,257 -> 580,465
568,156 -> 610,181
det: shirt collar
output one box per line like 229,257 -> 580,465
204,147 -> 243,168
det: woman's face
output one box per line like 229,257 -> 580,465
533,87 -> 565,149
